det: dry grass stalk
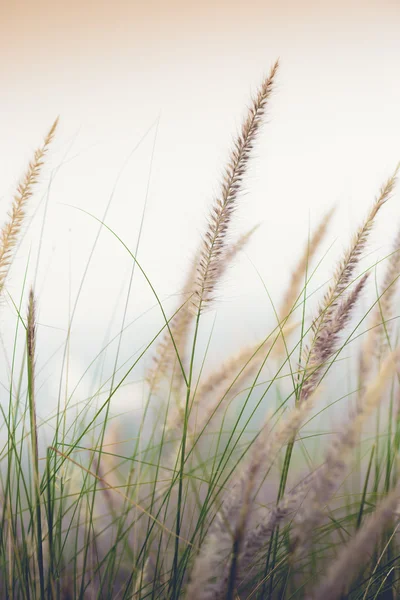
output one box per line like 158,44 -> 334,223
147,226 -> 260,391
186,392 -> 317,600
300,166 -> 399,403
308,484 -> 400,600
0,119 -> 58,298
292,347 -> 400,557
192,61 -> 279,313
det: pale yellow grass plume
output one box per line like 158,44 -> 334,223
307,484 -> 400,600
0,119 -> 58,298
299,166 -> 398,404
186,392 -> 317,600
360,224 -> 400,388
317,166 -> 398,331
147,226 -> 260,391
192,60 -> 279,313
273,206 -> 335,357
292,347 -> 400,558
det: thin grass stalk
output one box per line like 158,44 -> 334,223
300,165 -> 399,405
263,192 -> 386,592
360,225 -> 400,391
0,124 -> 56,596
27,287 -> 45,598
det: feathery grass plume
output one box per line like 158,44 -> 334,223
300,272 -> 369,403
27,288 -> 38,468
307,484 -> 400,600
237,469 -> 318,587
26,286 -> 45,598
300,166 -> 399,403
192,60 -> 279,313
317,166 -> 398,327
186,392 -> 317,600
292,347 -> 400,558
359,225 -> 400,388
278,205 -> 336,325
147,225 -> 260,391
0,119 -> 58,298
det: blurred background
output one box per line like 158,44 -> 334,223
1,0 -> 400,423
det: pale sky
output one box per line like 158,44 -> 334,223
1,0 -> 400,418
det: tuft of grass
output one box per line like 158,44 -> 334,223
1,65 -> 400,600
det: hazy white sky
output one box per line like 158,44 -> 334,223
1,0 -> 400,416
